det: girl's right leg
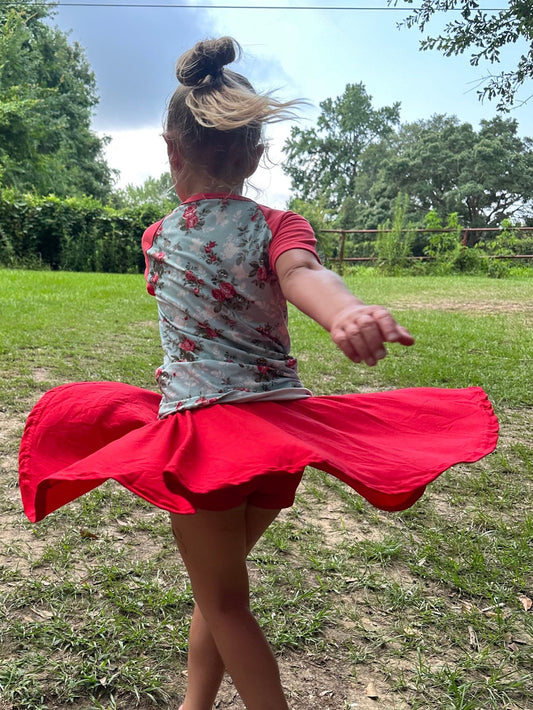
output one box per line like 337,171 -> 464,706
181,505 -> 281,710
171,503 -> 289,710
182,603 -> 225,710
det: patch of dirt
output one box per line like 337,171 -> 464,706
295,489 -> 383,546
204,652 -> 410,710
0,410 -> 26,526
396,299 -> 533,316
498,407 -> 533,444
0,408 -> 25,445
31,367 -> 55,383
131,320 -> 158,328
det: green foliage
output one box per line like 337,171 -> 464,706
340,232 -> 377,260
393,0 -> 533,111
423,211 -> 462,274
286,91 -> 533,230
283,83 -> 400,211
0,191 -> 162,272
111,173 -> 180,213
375,193 -> 414,274
377,115 -> 533,230
482,219 -> 520,256
451,245 -> 488,275
0,2 -> 113,200
477,219 -> 522,279
338,139 -> 406,230
286,197 -> 334,258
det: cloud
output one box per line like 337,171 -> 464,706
55,1 -> 219,130
102,127 -> 168,188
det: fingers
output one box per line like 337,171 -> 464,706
372,308 -> 415,346
332,313 -> 386,366
394,325 -> 416,346
330,305 -> 414,366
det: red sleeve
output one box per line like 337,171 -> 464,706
141,219 -> 164,295
258,207 -> 320,275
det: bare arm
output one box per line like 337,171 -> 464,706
275,249 -> 414,367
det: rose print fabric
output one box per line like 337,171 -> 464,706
142,195 -> 316,417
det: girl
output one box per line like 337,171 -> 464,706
19,38 -> 498,710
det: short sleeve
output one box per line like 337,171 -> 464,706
258,207 -> 320,275
142,219 -> 164,295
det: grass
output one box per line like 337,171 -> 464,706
0,269 -> 532,710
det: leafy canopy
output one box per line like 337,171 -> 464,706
283,79 -> 533,230
344,114 -> 533,232
0,1 -> 113,199
283,83 -> 400,211
391,0 -> 533,110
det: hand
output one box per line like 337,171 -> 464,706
330,304 -> 414,366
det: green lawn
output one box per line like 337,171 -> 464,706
0,270 -> 531,710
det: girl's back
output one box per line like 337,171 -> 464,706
143,194 -> 316,414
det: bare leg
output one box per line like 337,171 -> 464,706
171,504 -> 289,710
182,603 -> 225,710
180,505 -> 280,710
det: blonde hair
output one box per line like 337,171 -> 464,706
166,37 -> 302,187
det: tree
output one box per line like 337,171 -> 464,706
391,0 -> 533,110
338,140 -> 405,230
0,2 -> 113,199
282,83 -> 400,212
111,173 -> 180,212
384,115 -> 533,231
344,114 -> 533,233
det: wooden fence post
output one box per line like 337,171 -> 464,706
339,230 -> 346,274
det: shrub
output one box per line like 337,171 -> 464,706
0,191 -> 163,272
452,246 -> 488,274
423,211 -> 462,274
375,193 -> 414,275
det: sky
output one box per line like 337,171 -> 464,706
51,0 -> 533,208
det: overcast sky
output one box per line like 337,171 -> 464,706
52,0 -> 533,207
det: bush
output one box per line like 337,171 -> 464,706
0,191 -> 164,272
375,193 -> 414,275
423,211 -> 462,274
452,246 -> 488,274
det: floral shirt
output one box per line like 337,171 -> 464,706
142,194 -> 318,417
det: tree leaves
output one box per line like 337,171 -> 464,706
0,2 -> 113,200
344,113 -> 533,229
283,83 -> 400,211
390,0 -> 533,110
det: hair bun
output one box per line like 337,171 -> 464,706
176,37 -> 239,87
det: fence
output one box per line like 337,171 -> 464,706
321,226 -> 533,267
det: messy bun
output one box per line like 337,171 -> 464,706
176,36 -> 237,87
166,37 -> 305,188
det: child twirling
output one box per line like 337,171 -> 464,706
19,38 -> 498,709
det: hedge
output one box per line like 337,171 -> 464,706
0,192 -> 164,273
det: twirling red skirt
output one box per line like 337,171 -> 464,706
19,382 -> 498,523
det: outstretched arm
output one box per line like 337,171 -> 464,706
275,249 -> 414,367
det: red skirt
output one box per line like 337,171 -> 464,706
19,382 -> 498,523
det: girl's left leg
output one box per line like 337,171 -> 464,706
174,504 -> 282,710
